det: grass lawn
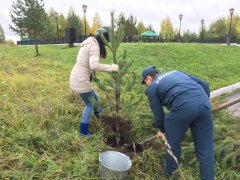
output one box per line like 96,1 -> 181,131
0,43 -> 240,179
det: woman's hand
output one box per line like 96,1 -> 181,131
111,64 -> 119,71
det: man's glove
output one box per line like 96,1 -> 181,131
153,121 -> 165,133
156,131 -> 166,140
153,121 -> 161,129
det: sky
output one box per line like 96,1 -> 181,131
0,0 -> 240,42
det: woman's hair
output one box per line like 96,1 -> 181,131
95,32 -> 109,59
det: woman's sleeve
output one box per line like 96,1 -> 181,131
89,46 -> 114,72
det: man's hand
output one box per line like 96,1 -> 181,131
156,131 -> 166,140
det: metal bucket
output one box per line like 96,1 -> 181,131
99,151 -> 132,180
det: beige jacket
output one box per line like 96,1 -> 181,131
70,37 -> 118,93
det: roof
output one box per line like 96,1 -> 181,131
141,31 -> 159,37
96,28 -> 107,35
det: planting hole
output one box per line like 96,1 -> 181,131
101,115 -> 144,154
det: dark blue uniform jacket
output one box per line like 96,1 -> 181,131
145,70 -> 211,132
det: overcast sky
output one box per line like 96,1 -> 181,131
1,0 -> 239,42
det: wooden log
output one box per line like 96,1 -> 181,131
211,97 -> 240,113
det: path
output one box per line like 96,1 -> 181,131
226,92 -> 240,117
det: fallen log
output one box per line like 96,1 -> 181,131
211,97 -> 240,113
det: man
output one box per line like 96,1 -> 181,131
141,66 -> 214,179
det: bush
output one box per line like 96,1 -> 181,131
5,39 -> 16,46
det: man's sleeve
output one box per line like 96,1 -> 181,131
184,72 -> 210,97
147,91 -> 165,133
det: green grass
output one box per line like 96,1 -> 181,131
119,43 -> 240,90
0,43 -> 240,179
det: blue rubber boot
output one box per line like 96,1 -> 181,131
80,123 -> 93,136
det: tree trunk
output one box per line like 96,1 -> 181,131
115,126 -> 120,147
34,34 -> 40,56
35,44 -> 40,56
115,93 -> 120,114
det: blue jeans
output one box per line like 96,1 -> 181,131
164,98 -> 214,180
79,90 -> 101,124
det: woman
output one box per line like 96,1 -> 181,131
70,32 -> 118,136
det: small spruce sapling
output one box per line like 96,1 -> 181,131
95,11 -> 140,116
95,11 -> 141,146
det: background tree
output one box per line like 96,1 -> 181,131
23,0 -> 47,55
145,24 -> 156,33
202,29 -> 213,42
91,12 -> 102,35
208,17 -> 227,42
236,16 -> 240,42
181,30 -> 189,43
125,14 -> 138,41
116,12 -> 126,29
9,0 -> 25,40
188,31 -> 198,42
80,19 -> 91,36
39,16 -> 52,40
67,7 -> 83,37
0,24 -> 5,43
160,17 -> 174,42
181,30 -> 198,42
10,0 -> 47,56
226,15 -> 239,42
198,24 -> 207,41
137,20 -> 145,34
58,13 -> 68,39
47,8 -> 59,39
116,13 -> 138,41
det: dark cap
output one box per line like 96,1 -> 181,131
141,66 -> 158,84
